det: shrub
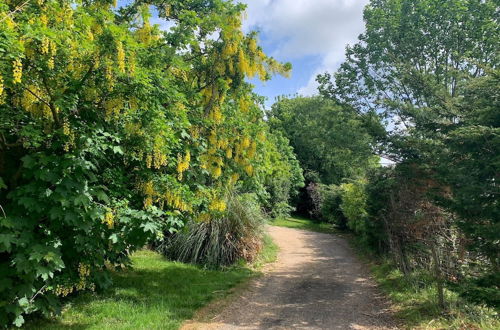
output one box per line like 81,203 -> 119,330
340,181 -> 368,235
161,193 -> 265,268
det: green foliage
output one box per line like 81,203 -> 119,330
0,0 -> 295,326
261,131 -> 304,218
23,250 -> 256,329
435,70 -> 500,272
162,193 -> 265,268
268,96 -> 377,185
339,181 -> 368,235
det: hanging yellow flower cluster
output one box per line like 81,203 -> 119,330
0,74 -> 3,98
104,98 -> 123,120
176,151 -> 191,180
53,284 -> 74,297
12,58 -> 22,84
142,180 -> 155,208
78,263 -> 91,278
208,105 -> 223,124
18,85 -> 53,120
209,198 -> 226,212
136,21 -> 160,44
62,119 -> 76,152
152,140 -> 168,170
116,41 -> 126,73
40,14 -> 48,27
104,59 -> 114,90
103,210 -> 114,229
164,191 -> 191,212
41,37 -> 50,54
53,263 -> 95,296
170,67 -> 188,81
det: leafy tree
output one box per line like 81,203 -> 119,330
268,96 -> 377,185
435,69 -> 500,273
318,0 -> 499,161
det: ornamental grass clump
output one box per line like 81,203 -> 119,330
162,193 -> 265,268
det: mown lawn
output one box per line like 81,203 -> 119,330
271,215 -> 339,234
24,236 -> 278,330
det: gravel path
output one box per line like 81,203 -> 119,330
184,226 -> 398,330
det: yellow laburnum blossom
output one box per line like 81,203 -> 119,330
12,58 -> 22,84
2,13 -> 16,29
128,53 -> 136,75
62,120 -> 70,136
177,151 -> 191,180
41,37 -> 50,54
146,154 -> 153,168
247,141 -> 257,158
241,136 -> 251,149
78,263 -> 91,278
50,40 -> 57,56
209,198 -> 226,212
47,57 -> 54,70
208,130 -> 217,146
245,164 -> 254,176
0,74 -> 4,97
248,38 -> 258,53
257,131 -> 266,142
212,166 -> 222,178
144,196 -> 153,208
40,14 -> 48,27
230,173 -> 240,185
103,211 -> 114,229
116,41 -> 125,73
210,106 -> 223,124
54,284 -> 74,297
143,180 -> 155,196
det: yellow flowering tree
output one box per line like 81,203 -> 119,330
0,0 -> 298,326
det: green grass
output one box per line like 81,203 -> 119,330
271,215 -> 339,234
370,261 -> 499,329
24,236 -> 278,330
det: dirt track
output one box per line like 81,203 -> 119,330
184,226 -> 398,330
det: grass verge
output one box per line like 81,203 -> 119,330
24,235 -> 278,330
369,259 -> 499,329
271,215 -> 339,234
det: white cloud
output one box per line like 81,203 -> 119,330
241,0 -> 368,95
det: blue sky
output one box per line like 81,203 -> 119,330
129,0 -> 369,108
241,0 -> 369,108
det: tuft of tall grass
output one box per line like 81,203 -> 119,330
161,193 -> 265,268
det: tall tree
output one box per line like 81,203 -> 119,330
268,97 -> 378,185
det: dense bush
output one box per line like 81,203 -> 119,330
305,183 -> 345,226
0,0 -> 295,326
339,181 -> 368,235
161,193 -> 265,268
